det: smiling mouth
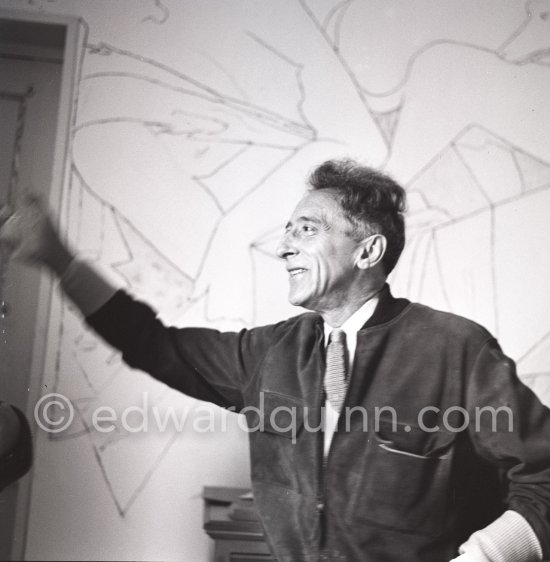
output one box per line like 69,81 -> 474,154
288,268 -> 307,278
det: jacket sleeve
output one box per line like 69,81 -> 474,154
86,290 -> 280,410
466,338 -> 550,558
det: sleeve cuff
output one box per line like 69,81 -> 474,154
59,259 -> 119,316
458,510 -> 543,561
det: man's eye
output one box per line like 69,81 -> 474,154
302,225 -> 316,234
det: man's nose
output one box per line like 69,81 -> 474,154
276,233 -> 298,259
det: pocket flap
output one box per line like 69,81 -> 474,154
375,418 -> 454,459
243,391 -> 305,439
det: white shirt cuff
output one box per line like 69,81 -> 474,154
59,259 -> 119,316
456,510 -> 543,561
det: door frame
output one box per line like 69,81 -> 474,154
0,8 -> 82,560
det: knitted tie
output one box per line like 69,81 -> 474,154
325,329 -> 348,414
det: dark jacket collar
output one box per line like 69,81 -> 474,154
312,284 -> 411,335
362,283 -> 410,330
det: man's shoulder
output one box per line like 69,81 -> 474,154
374,285 -> 495,345
281,311 -> 321,327
250,311 -> 321,336
405,300 -> 494,344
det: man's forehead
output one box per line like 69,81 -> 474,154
290,189 -> 340,219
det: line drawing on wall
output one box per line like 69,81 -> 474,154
20,0 -> 549,516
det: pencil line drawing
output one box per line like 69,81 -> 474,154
14,0 -> 548,516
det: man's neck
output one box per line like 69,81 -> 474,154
321,284 -> 385,327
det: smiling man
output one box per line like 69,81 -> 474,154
279,185 -> 389,326
1,159 -> 550,561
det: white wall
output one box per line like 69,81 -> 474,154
1,0 -> 549,560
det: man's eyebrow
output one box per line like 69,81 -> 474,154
298,215 -> 324,224
285,215 -> 329,229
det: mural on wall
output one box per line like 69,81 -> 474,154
4,0 -> 549,521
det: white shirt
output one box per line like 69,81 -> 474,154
322,294 -> 379,456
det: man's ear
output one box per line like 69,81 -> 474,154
355,234 -> 387,269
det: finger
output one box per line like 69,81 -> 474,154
0,205 -> 14,227
0,213 -> 20,243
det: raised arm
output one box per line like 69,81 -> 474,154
0,198 -> 278,410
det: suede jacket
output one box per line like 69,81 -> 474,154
87,285 -> 550,562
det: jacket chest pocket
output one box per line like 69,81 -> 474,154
346,420 -> 455,536
246,391 -> 306,489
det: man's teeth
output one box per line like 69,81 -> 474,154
290,269 -> 306,277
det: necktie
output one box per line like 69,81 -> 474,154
325,329 -> 348,414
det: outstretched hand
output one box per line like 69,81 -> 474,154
0,195 -> 74,275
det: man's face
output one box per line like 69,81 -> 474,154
276,189 -> 363,313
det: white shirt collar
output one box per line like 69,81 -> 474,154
323,294 -> 380,345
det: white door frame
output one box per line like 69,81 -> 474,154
0,8 -> 82,560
